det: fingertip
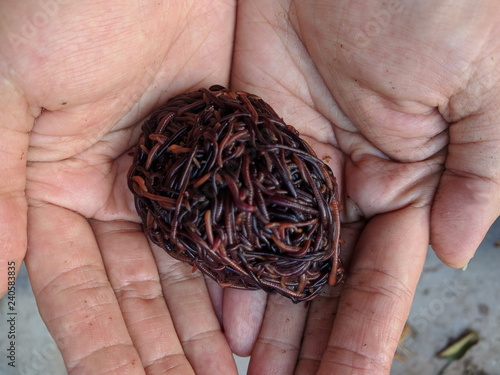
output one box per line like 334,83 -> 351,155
431,176 -> 499,269
223,289 -> 267,356
430,243 -> 475,270
460,259 -> 471,271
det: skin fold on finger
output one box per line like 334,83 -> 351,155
150,244 -> 238,375
90,219 -> 196,375
223,287 -> 268,356
248,294 -> 309,375
0,79 -> 33,295
25,204 -> 144,375
318,207 -> 429,374
295,223 -> 363,375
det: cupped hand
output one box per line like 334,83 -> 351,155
224,0 -> 500,374
2,1 -> 500,374
0,1 -> 239,374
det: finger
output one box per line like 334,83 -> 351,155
431,174 -> 499,268
295,224 -> 362,374
294,285 -> 341,375
222,288 -> 267,356
248,294 -> 309,375
90,220 -> 195,375
0,80 -> 32,295
25,205 -> 144,375
432,99 -> 500,268
151,245 -> 238,375
318,207 -> 428,374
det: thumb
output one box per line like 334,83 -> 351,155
431,174 -> 499,269
431,77 -> 500,268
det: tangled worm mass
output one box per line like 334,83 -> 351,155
128,85 -> 343,302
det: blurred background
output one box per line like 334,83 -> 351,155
1,218 -> 499,375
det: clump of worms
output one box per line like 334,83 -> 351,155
128,85 -> 343,302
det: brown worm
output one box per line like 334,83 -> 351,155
128,85 -> 343,302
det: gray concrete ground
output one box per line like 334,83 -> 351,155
0,263 -> 66,375
391,217 -> 500,375
1,218 -> 499,374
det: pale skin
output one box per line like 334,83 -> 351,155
0,1 -> 499,374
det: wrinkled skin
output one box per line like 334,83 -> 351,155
1,1 -> 499,374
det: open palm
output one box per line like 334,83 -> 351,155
226,1 -> 500,374
1,1 -> 499,375
1,1 -> 239,374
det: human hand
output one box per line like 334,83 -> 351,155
0,1 -> 240,374
224,0 -> 500,373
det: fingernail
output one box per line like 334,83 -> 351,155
461,259 -> 471,271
